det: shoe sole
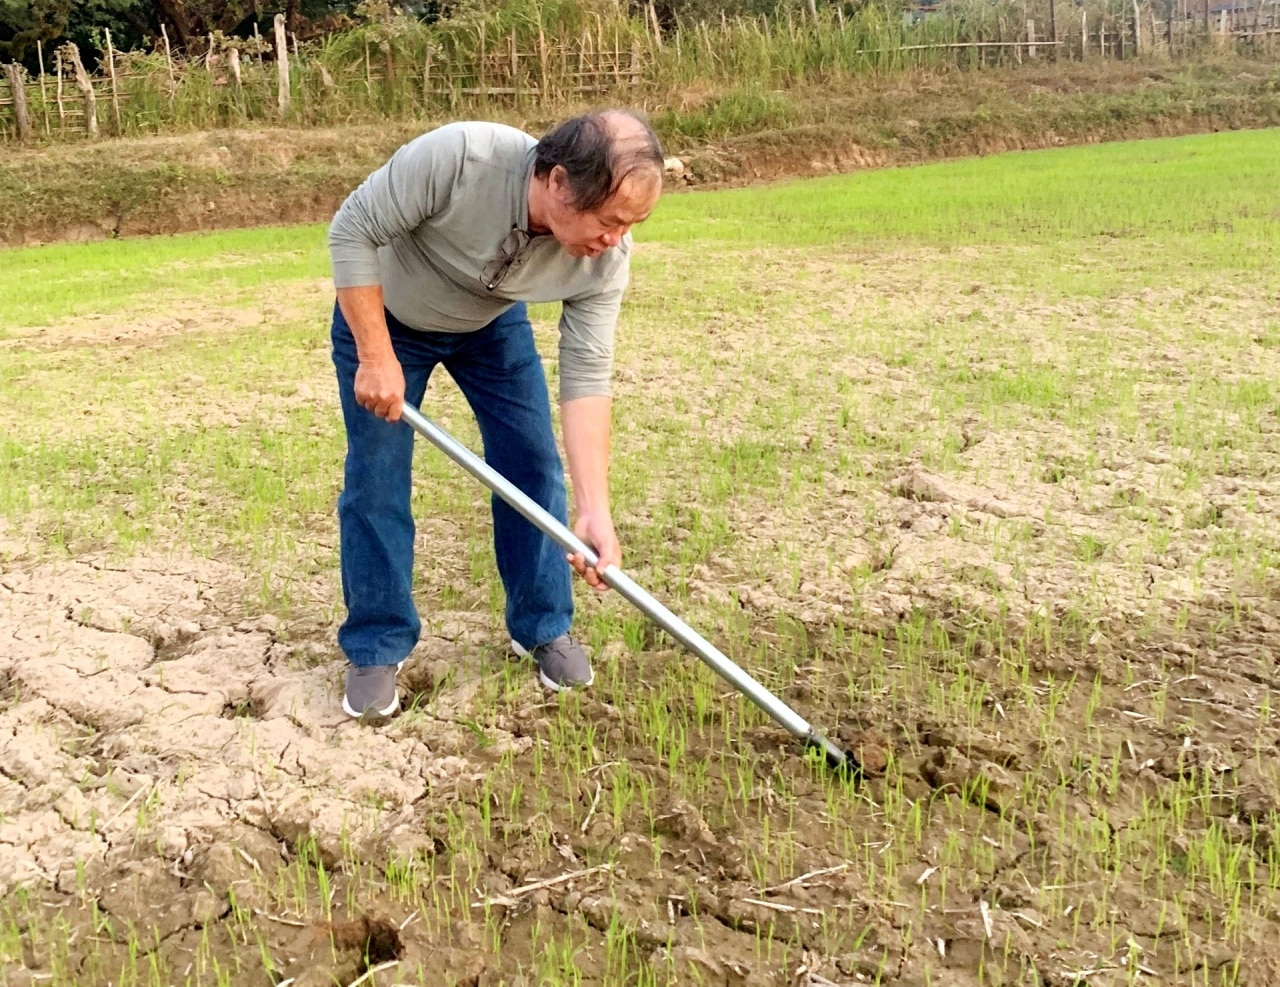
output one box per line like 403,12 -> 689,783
342,661 -> 404,719
510,640 -> 594,693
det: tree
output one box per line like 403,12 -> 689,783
0,0 -> 74,62
1,1 -> 364,66
1,0 -> 150,63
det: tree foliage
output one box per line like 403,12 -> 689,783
0,0 -> 153,61
0,0 -> 366,67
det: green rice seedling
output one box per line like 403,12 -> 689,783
2,127 -> 1278,985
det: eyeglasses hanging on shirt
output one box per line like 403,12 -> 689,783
481,227 -> 533,293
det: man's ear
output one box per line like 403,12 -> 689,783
549,165 -> 573,208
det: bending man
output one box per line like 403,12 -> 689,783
327,111 -> 664,720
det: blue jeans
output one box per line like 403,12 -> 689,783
330,300 -> 573,667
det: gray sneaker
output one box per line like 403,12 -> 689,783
512,634 -> 594,692
342,662 -> 403,720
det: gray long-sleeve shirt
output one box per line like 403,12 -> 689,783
328,121 -> 631,400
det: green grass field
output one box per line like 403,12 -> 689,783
1,127 -> 1279,986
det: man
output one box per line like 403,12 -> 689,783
327,110 -> 664,720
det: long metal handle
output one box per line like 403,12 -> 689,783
399,403 -> 855,774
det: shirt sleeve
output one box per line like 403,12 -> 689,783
327,124 -> 467,288
558,254 -> 630,402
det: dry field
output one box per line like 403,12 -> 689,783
1,128 -> 1279,986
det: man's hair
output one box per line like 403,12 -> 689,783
534,111 -> 664,213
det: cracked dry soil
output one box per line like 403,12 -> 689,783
3,532 -> 1280,986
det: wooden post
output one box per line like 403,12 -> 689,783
597,16 -> 605,77
3,63 -> 33,141
36,40 -> 50,135
229,47 -> 242,88
104,29 -> 122,133
1132,0 -> 1143,54
60,43 -> 98,137
1081,11 -> 1088,57
1027,18 -> 1037,58
478,21 -> 487,98
648,1 -> 663,49
1049,0 -> 1058,53
274,13 -> 290,118
445,49 -> 456,111
510,27 -> 518,90
423,45 -> 432,106
54,48 -> 66,134
160,24 -> 176,85
160,23 -> 176,112
538,28 -> 548,97
253,21 -> 264,64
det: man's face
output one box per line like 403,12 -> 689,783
547,168 -> 661,259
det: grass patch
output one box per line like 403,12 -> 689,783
2,128 -> 1280,985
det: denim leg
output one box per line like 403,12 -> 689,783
331,303 -> 435,667
445,304 -> 574,650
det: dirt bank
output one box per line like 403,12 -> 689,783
1,56 -> 1277,247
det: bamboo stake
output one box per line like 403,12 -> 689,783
648,1 -> 663,49
104,28 -> 122,133
538,27 -> 548,98
597,14 -> 605,76
274,12 -> 290,118
159,23 -> 177,115
577,29 -> 585,91
510,27 -> 518,90
54,49 -> 65,134
36,40 -> 50,135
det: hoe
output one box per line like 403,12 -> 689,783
401,402 -> 861,780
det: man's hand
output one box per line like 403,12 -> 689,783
355,357 -> 406,422
569,510 -> 620,592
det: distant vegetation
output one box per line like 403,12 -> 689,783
4,0 -> 1269,142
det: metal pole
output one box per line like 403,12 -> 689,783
398,403 -> 857,775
